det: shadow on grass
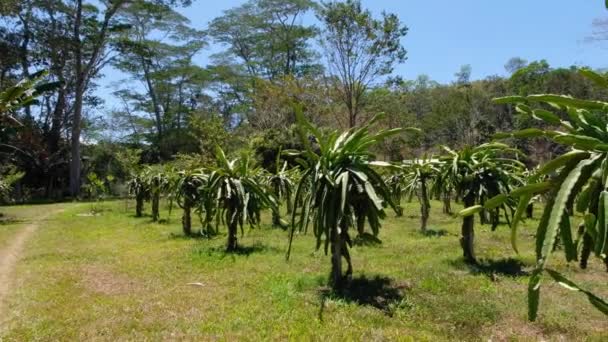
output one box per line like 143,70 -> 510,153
352,232 -> 383,247
318,275 -> 411,320
450,257 -> 529,278
196,241 -> 283,259
0,216 -> 25,225
420,228 -> 449,237
168,232 -> 216,240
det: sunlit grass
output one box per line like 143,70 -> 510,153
0,199 -> 606,340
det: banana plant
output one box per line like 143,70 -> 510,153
203,147 -> 279,252
0,71 -> 59,126
490,68 -> 608,320
287,110 -> 412,290
174,169 -> 208,236
402,157 -> 440,233
444,143 -> 524,264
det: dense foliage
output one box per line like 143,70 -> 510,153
287,111 -> 408,289
489,68 -> 608,320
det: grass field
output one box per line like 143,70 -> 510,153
0,199 -> 606,341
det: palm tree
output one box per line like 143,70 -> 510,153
287,111 -> 408,290
203,147 -> 278,252
174,169 -> 207,236
402,158 -> 439,233
441,143 -> 524,264
492,68 -> 608,320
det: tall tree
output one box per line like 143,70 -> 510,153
208,0 -> 318,80
317,0 -> 407,127
113,0 -> 207,159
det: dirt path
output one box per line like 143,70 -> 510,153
0,208 -> 63,320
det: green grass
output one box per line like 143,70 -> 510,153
0,199 -> 606,340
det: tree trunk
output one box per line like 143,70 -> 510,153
460,195 -> 477,264
151,193 -> 159,222
226,220 -> 238,252
70,0 -> 120,198
526,203 -> 533,219
579,231 -> 593,269
330,224 -> 344,290
491,208 -> 499,230
356,215 -> 365,236
70,0 -> 84,198
272,209 -> 281,227
286,196 -> 293,215
442,192 -> 452,214
135,193 -> 144,217
420,180 -> 429,233
182,203 -> 191,236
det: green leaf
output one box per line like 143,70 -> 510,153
492,132 -> 512,140
510,182 -> 552,198
583,213 -> 598,242
559,213 -> 577,262
459,205 -> 483,217
511,194 -> 532,254
527,94 -> 608,111
484,194 -> 508,210
492,95 -> 526,104
512,128 -> 546,139
595,191 -> 608,256
538,157 -> 598,267
534,151 -> 590,181
576,177 -> 599,213
553,134 -> 603,150
532,109 -> 561,125
515,103 -> 532,114
545,269 -> 608,316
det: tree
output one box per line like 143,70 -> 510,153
203,147 -> 278,252
128,171 -> 150,218
443,143 -> 524,264
317,0 -> 408,128
208,0 -> 318,80
384,172 -> 405,217
68,0 -> 127,197
174,169 -> 207,236
264,151 -> 296,228
287,111 -> 403,290
402,158 -> 438,233
145,165 -> 171,222
504,57 -> 528,75
491,68 -> 608,320
113,1 -> 207,159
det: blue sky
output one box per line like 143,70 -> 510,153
98,0 -> 608,109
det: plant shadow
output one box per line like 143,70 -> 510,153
450,257 -> 529,278
420,228 -> 449,237
200,241 -> 282,259
352,233 -> 383,247
318,275 -> 411,319
168,232 -> 214,240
